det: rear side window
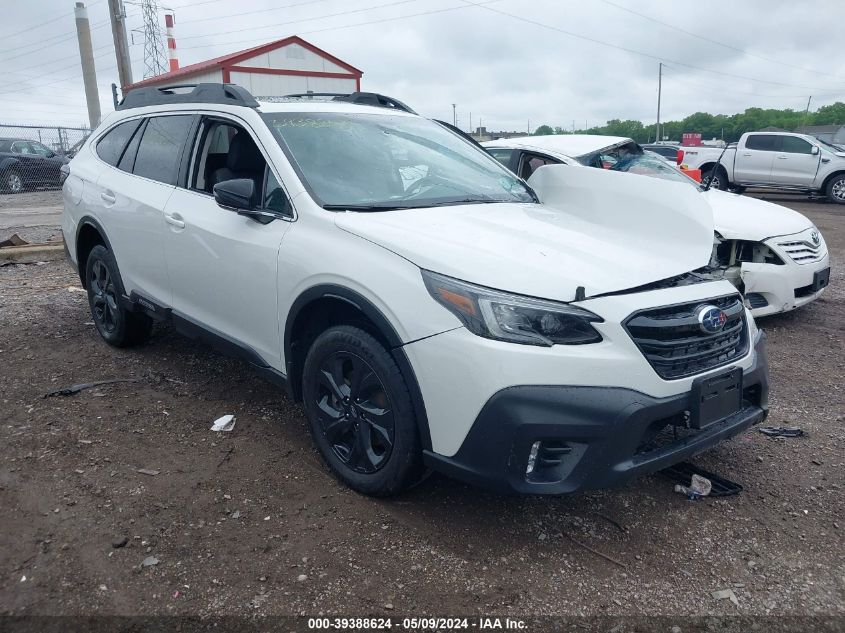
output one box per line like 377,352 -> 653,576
96,120 -> 141,166
487,148 -> 514,167
133,115 -> 193,185
745,135 -> 779,151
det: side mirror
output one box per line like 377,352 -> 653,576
213,178 -> 256,211
811,145 -> 820,155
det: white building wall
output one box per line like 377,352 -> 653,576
238,43 -> 349,74
154,69 -> 223,88
229,71 -> 356,96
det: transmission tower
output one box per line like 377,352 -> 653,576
140,0 -> 167,78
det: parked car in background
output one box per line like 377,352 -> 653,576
62,84 -> 769,497
0,137 -> 69,193
678,131 -> 845,204
484,135 -> 831,317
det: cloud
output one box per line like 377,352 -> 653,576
3,0 -> 844,130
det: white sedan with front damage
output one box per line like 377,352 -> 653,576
484,135 -> 831,317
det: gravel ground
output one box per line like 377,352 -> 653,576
0,190 -> 62,245
0,195 -> 842,626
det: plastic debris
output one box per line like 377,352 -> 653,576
210,414 -> 236,432
136,468 -> 160,476
759,426 -> 805,438
661,462 -> 743,497
44,378 -> 139,398
674,474 -> 713,500
711,588 -> 739,606
142,556 -> 159,567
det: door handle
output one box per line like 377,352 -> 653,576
164,214 -> 186,229
100,191 -> 116,204
776,155 -> 788,159
742,153 -> 752,157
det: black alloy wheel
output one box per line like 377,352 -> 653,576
302,325 -> 424,496
90,258 -> 119,334
314,350 -> 395,474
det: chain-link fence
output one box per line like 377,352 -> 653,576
0,124 -> 91,195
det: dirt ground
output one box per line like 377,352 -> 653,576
0,192 -> 843,627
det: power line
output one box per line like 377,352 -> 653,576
177,0 -> 501,52
177,0 -> 421,43
458,0 -> 843,92
662,63 -> 845,99
597,0 -> 845,81
0,19 -> 112,63
0,0 -> 104,41
179,0 -> 335,26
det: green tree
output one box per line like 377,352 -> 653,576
533,124 -> 555,136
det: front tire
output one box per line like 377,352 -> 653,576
702,167 -> 728,190
827,174 -> 845,205
302,325 -> 423,496
85,244 -> 153,347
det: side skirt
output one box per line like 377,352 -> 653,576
124,291 -> 289,391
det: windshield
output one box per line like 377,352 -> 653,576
816,138 -> 843,153
577,144 -> 696,188
262,112 -> 534,210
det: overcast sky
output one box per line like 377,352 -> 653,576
3,0 -> 845,130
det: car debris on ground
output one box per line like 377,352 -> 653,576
759,426 -> 806,438
210,414 -> 236,432
43,378 -> 139,398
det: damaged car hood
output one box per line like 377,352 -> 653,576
335,165 -> 714,302
702,189 -> 813,241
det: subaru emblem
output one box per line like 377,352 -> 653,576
811,230 -> 820,246
697,305 -> 728,334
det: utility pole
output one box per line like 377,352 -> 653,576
74,2 -> 101,129
108,0 -> 133,92
804,96 -> 813,125
655,61 -> 662,143
469,112 -> 472,133
452,103 -> 457,127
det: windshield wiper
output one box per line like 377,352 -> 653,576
422,197 -> 507,207
322,204 -> 407,212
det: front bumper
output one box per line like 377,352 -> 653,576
743,231 -> 830,317
424,331 -> 769,495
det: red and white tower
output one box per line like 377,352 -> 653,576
165,12 -> 179,71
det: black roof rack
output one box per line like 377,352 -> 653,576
266,91 -> 417,114
117,83 -> 259,110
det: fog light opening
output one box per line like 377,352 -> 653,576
526,441 -> 541,475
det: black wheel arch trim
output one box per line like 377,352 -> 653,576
75,215 -> 116,288
0,157 -> 21,173
284,284 -> 433,451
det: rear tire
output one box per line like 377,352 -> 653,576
826,174 -> 845,205
301,325 -> 424,496
702,167 -> 728,190
85,244 -> 153,347
3,169 -> 23,194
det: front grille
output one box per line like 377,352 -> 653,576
624,295 -> 748,380
745,293 -> 769,309
777,230 -> 826,264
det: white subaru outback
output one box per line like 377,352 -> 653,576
62,84 -> 768,496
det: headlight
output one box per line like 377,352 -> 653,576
422,270 -> 603,346
59,164 -> 70,185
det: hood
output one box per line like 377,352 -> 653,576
702,189 -> 813,241
334,165 -> 714,302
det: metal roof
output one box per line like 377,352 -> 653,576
124,35 -> 363,91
